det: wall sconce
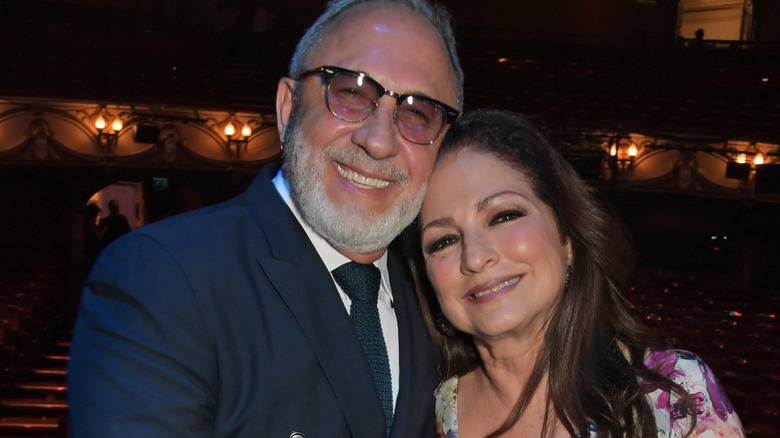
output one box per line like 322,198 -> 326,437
225,121 -> 252,159
725,143 -> 768,180
95,113 -> 125,153
607,137 -> 637,174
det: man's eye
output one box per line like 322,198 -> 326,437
490,209 -> 525,226
334,86 -> 370,101
426,235 -> 459,254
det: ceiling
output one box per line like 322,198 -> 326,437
1,0 -> 778,145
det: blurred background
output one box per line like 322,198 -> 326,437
0,0 -> 778,436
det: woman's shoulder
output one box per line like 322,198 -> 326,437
642,349 -> 746,437
644,348 -> 700,368
435,376 -> 460,438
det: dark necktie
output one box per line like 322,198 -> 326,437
331,261 -> 393,436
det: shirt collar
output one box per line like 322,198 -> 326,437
272,168 -> 393,297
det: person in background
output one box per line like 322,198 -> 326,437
97,199 -> 131,251
67,0 -> 463,436
409,109 -> 745,437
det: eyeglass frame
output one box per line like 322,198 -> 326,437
295,65 -> 460,145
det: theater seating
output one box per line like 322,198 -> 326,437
628,269 -> 780,437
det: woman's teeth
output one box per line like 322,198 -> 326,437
471,277 -> 520,299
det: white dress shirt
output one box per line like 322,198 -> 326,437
272,169 -> 400,410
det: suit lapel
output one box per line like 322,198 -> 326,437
247,165 -> 386,438
386,253 -> 436,437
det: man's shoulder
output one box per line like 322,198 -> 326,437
141,195 -> 248,237
139,165 -> 282,239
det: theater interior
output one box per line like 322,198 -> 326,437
0,0 -> 778,435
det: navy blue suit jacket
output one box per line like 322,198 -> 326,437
67,164 -> 438,437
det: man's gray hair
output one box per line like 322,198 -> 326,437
288,0 -> 464,110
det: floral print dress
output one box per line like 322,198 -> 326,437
434,349 -> 745,437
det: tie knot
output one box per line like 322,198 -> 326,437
332,261 -> 381,303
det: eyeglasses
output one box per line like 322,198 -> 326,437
296,65 -> 459,145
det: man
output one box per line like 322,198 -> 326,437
97,199 -> 132,251
67,0 -> 464,436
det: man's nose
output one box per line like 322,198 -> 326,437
350,98 -> 401,160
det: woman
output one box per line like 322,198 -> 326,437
409,110 -> 744,437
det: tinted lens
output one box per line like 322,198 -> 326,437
396,96 -> 446,144
326,72 -> 379,122
322,68 -> 449,145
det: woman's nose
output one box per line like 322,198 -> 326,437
460,232 -> 498,274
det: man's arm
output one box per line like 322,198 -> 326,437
67,233 -> 217,437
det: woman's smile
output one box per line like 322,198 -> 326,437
466,275 -> 522,301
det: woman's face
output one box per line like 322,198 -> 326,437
420,149 -> 572,342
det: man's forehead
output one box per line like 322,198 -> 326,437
312,5 -> 457,106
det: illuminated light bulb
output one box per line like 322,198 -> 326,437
628,142 -> 638,157
95,115 -> 106,130
112,119 -> 123,132
224,122 -> 236,137
736,153 -> 747,163
754,152 -> 765,166
609,143 -> 617,157
241,124 -> 252,138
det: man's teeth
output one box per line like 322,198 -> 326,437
336,163 -> 391,189
471,277 -> 520,299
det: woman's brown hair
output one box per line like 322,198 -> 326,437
402,109 -> 696,437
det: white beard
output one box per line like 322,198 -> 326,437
283,118 -> 425,254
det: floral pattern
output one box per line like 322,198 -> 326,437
434,350 -> 745,438
435,376 -> 459,438
643,350 -> 745,437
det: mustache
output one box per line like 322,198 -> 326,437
323,146 -> 411,186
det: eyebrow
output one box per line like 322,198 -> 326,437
421,190 -> 523,233
476,190 -> 521,211
356,69 -> 438,101
421,217 -> 454,234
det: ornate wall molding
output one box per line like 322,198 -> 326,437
0,98 -> 281,168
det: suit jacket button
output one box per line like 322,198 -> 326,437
289,433 -> 305,438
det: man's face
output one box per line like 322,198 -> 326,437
279,5 -> 458,259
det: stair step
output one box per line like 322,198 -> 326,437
0,398 -> 68,417
16,383 -> 66,392
25,355 -> 69,368
26,342 -> 71,356
27,369 -> 66,377
0,415 -> 63,437
11,383 -> 67,399
0,415 -> 60,429
40,355 -> 68,362
13,369 -> 67,384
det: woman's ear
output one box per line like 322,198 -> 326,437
276,77 -> 296,142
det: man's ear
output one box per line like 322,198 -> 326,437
276,77 -> 296,142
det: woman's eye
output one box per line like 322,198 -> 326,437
425,235 -> 459,254
490,209 -> 525,226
